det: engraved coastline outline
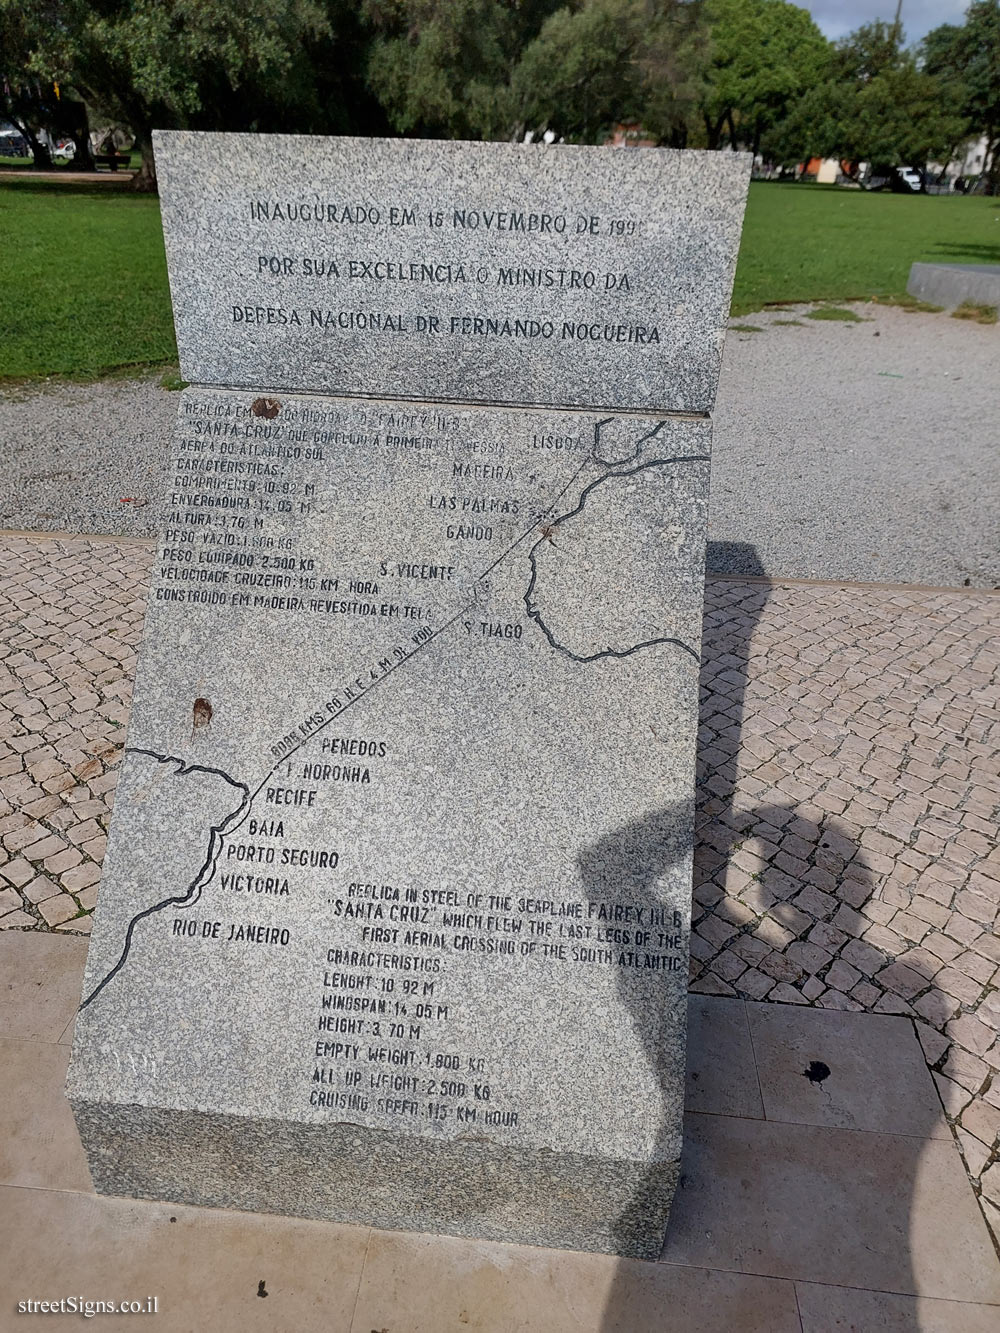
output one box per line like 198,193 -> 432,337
80,420 -> 707,1010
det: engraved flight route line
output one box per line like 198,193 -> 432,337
81,428 -> 704,1010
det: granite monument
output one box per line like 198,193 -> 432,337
67,132 -> 750,1258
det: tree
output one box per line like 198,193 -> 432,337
364,0 -> 707,149
696,0 -> 831,153
363,0 -> 565,141
508,0 -> 708,147
10,0 -> 373,190
511,0 -> 645,143
2,1 -> 104,170
924,2 -> 1000,192
767,20 -> 968,182
851,59 -> 969,171
635,1 -> 711,148
0,2 -> 58,167
759,78 -> 846,169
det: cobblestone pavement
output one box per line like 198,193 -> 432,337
0,537 -> 147,931
1,534 -> 999,1242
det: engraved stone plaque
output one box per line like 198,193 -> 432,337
67,132 -> 749,1258
154,132 -> 747,414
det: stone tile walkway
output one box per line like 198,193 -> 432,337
1,533 -> 998,1246
0,537 -> 147,931
4,936 -> 998,1330
692,579 -> 1000,1240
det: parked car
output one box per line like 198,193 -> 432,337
891,166 -> 923,193
862,164 -> 924,192
0,131 -> 29,158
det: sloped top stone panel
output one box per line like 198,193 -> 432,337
154,131 -> 749,413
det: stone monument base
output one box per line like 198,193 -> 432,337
907,260 -> 1000,311
70,1100 -> 677,1258
66,132 -> 749,1266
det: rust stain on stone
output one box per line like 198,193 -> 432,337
251,397 -> 280,419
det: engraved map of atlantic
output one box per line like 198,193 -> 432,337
73,388 -> 707,1153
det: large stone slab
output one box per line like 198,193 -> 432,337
68,391 -> 711,1256
69,132 -> 749,1258
908,261 -> 1000,312
154,131 -> 748,414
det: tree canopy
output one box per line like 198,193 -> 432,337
2,0 -> 997,190
763,19 -> 972,182
924,1 -> 1000,190
3,0 -> 378,184
696,0 -> 830,153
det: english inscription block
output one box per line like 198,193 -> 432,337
68,134 -> 749,1258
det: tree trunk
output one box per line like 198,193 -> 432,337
9,115 -> 53,169
986,131 -> 1000,196
70,128 -> 97,170
704,111 -> 728,151
69,105 -> 97,171
936,140 -> 964,187
130,134 -> 158,192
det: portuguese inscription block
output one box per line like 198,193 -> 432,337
154,131 -> 749,413
68,133 -> 749,1258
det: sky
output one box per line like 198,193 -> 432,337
802,1 -> 968,43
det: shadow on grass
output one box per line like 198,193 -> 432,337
927,242 -> 1000,264
0,175 -> 148,201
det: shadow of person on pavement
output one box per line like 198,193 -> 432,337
577,804 -> 694,1260
588,542 -> 957,1333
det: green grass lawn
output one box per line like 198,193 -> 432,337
732,182 -> 1000,315
0,176 -> 998,380
0,150 -> 142,168
0,177 -> 174,380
